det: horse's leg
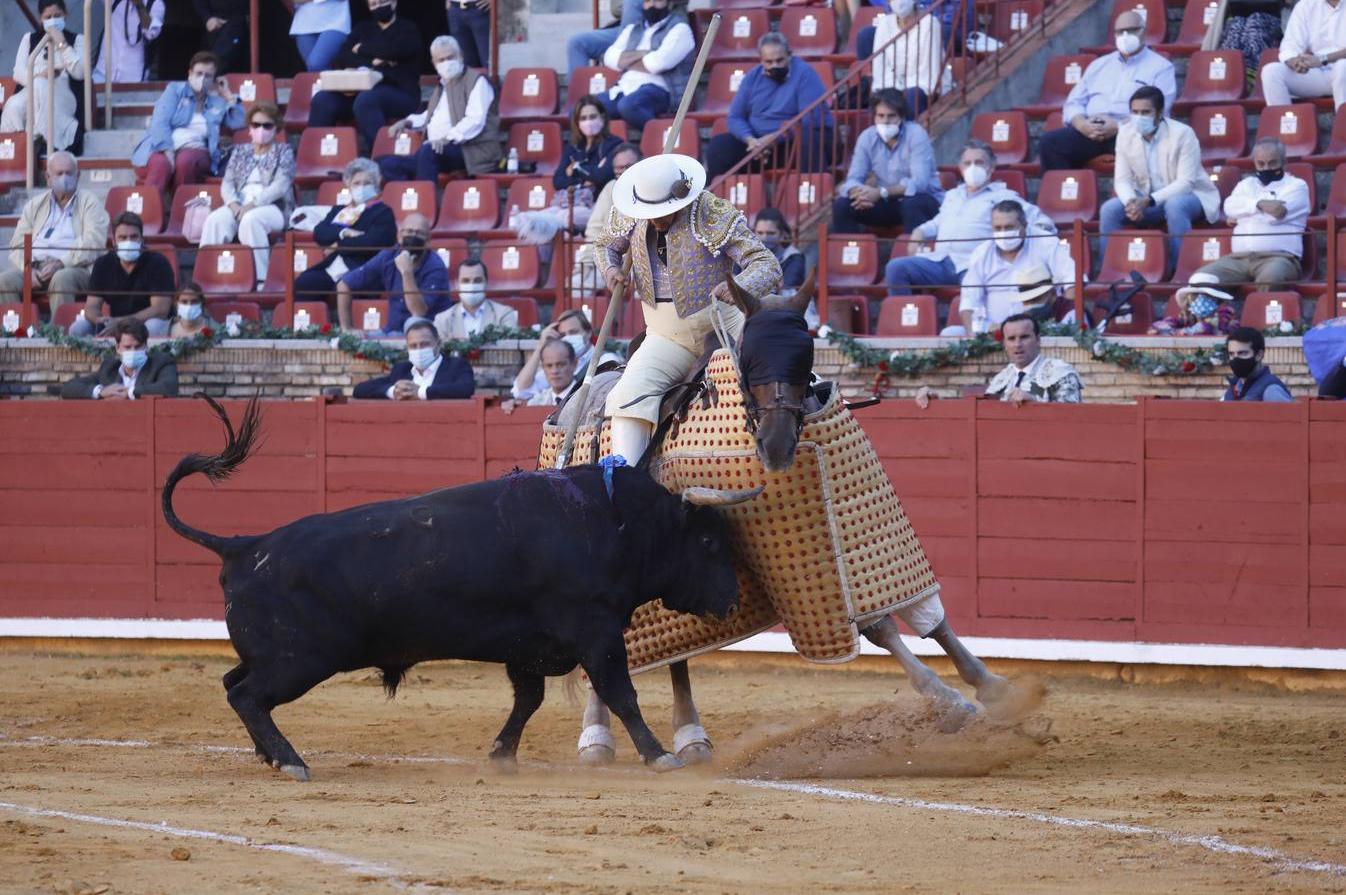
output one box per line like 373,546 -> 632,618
669,660 -> 712,764
927,619 -> 1013,708
860,615 -> 978,730
577,685 -> 616,766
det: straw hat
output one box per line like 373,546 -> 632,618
612,154 -> 706,220
1014,262 -> 1055,307
1173,271 -> 1235,308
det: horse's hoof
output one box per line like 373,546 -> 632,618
647,752 -> 684,773
975,674 -> 1013,707
933,696 -> 980,733
490,754 -> 519,774
673,724 -> 713,765
279,763 -> 310,782
677,742 -> 713,765
578,744 -> 615,766
578,724 -> 616,766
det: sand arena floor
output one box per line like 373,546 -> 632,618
2,650 -> 1345,894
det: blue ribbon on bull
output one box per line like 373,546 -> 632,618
599,454 -> 627,500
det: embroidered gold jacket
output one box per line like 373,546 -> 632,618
596,192 -> 782,319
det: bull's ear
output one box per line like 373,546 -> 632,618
682,485 -> 764,507
724,276 -> 760,318
786,266 -> 818,318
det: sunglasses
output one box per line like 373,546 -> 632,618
251,121 -> 276,130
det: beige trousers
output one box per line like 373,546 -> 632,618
1195,251 -> 1301,289
0,265 -> 90,315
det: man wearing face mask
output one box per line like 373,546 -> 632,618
1038,10 -> 1176,172
0,152 -> 108,320
959,200 -> 1078,334
1261,0 -> 1346,110
434,257 -> 520,340
382,35 -> 502,183
1222,327 -> 1292,402
704,33 -> 832,179
511,308 -> 621,403
310,0 -> 424,150
1101,86 -> 1219,274
72,212 -> 175,338
353,318 -> 476,400
60,318 -> 179,400
337,213 -> 452,334
599,0 -> 695,130
1192,138 -> 1309,289
886,139 -> 1053,298
832,88 -> 941,235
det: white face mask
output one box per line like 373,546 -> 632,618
116,240 -> 142,263
178,302 -> 203,321
961,163 -> 989,189
407,345 -> 438,370
893,0 -> 917,16
436,59 -> 464,81
350,182 -> 379,205
188,73 -> 207,94
562,334 -> 588,358
874,122 -> 900,142
993,229 -> 1024,253
459,283 -> 486,308
121,349 -> 148,371
1115,31 -> 1141,56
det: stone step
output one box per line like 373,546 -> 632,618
506,12 -> 594,74
82,129 -> 142,159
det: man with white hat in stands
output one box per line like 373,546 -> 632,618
595,152 -> 782,469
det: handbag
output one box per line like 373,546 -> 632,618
183,197 -> 211,244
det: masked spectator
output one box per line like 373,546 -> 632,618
571,142 -> 641,297
1151,272 -> 1236,335
567,0 -> 642,72
511,308 -> 619,403
60,318 -> 179,399
169,282 -> 210,339
297,158 -> 397,302
381,35 -> 502,181
446,0 -> 491,70
132,52 -> 246,197
194,0 -> 249,75
958,200 -> 1076,333
753,208 -> 805,295
513,95 -> 622,246
353,318 -> 475,400
337,213 -> 450,334
311,0 -> 423,149
434,257 -> 519,339
1222,326 -> 1292,401
1261,0 -> 1346,109
72,211 -> 175,338
0,152 -> 108,319
93,0 -> 166,84
832,88 -> 940,235
599,0 -> 694,130
870,0 -> 942,116
0,1 -> 86,153
290,0 -> 351,73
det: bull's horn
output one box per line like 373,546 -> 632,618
681,485 -> 765,506
723,275 -> 760,318
787,265 -> 818,317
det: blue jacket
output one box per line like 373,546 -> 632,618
1223,365 -> 1292,402
727,60 -> 832,143
341,247 -> 452,336
352,356 -> 475,400
313,201 -> 398,273
131,81 -> 246,174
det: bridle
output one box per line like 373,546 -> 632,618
709,299 -> 808,440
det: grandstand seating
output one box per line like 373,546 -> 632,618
714,173 -> 767,216
1255,104 -> 1319,159
503,122 -> 563,176
709,10 -> 770,62
875,294 -> 939,336
1175,50 -> 1244,109
479,243 -> 540,292
223,73 -> 276,106
504,177 -> 555,218
206,300 -> 262,325
163,184 -> 224,245
1019,54 -> 1096,118
565,67 -> 620,114
1189,104 -> 1248,163
825,295 -> 869,334
434,179 -> 500,236
970,112 -> 1029,165
370,127 -> 424,163
777,8 -> 837,58
271,301 -> 331,330
499,68 -> 559,121
380,180 -> 438,227
351,298 -> 391,333
827,235 -> 880,288
640,118 -> 700,158
283,72 -> 323,133
193,246 -> 257,296
1172,230 -> 1232,284
105,187 -> 165,236
1241,291 -> 1301,328
495,296 -> 540,329
295,127 -> 359,188
1036,170 -> 1098,225
1094,230 -> 1166,286
990,0 -> 1046,43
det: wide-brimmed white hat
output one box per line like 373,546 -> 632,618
1014,262 -> 1055,306
612,153 -> 706,220
1174,271 -> 1235,307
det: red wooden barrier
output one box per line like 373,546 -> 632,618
2,398 -> 1345,651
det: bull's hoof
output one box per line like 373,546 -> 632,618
673,724 -> 713,765
646,752 -> 684,773
577,724 -> 616,766
279,763 -> 310,782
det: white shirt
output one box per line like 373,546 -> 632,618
12,32 -> 85,85
91,365 -> 140,400
386,354 -> 442,400
409,77 -> 492,144
527,384 -> 570,407
1144,136 -> 1167,193
960,235 -> 1078,326
32,193 -> 77,263
93,0 -> 165,84
602,20 -> 694,97
512,344 -> 621,400
171,111 -> 208,151
458,303 -> 490,337
1223,172 -> 1310,257
871,12 -> 943,94
1279,0 -> 1346,60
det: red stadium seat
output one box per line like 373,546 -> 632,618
380,180 -> 437,227
163,184 -> 224,244
271,242 -> 327,300
295,126 -> 358,188
709,10 -> 769,61
105,187 -> 165,236
700,63 -> 752,118
495,296 -> 540,329
371,127 -> 424,162
283,72 -> 323,133
1162,0 -> 1222,50
1241,291 -> 1301,328
1322,163 -> 1346,218
970,111 -> 1028,164
145,243 -> 181,287
565,66 -> 620,114
498,67 -> 559,120
808,60 -> 835,90
1255,104 -> 1318,159
431,238 -> 471,274
640,118 -> 700,157
875,294 -> 938,336
434,178 -> 500,235
826,235 -> 880,287
351,298 -> 390,333
825,294 -> 870,334
778,8 -> 837,58
844,6 -> 883,57
505,122 -> 563,176
1287,161 -> 1318,212
1176,50 -> 1244,108
206,300 -> 261,326
991,0 -> 1045,42
0,134 -> 26,186
479,242 -> 541,292
1035,169 -> 1098,225
775,173 -> 833,225
224,73 -> 276,106
1188,104 -> 1247,163
271,301 -> 330,330
52,302 -> 98,331
0,300 -> 36,332
1250,47 -> 1281,103
1096,229 -> 1167,284
1020,54 -> 1096,117
1098,291 -> 1155,334
1172,229 -> 1232,283
193,245 -> 257,296
714,173 -> 766,215
504,176 -> 556,217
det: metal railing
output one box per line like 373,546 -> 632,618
23,32 -> 56,189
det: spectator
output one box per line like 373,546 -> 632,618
0,152 -> 107,319
915,313 -> 1082,407
169,282 -> 210,339
526,339 -> 580,407
0,1 -> 86,153
1192,139 -> 1308,289
513,95 -> 622,246
446,0 -> 491,71
886,139 -> 1053,296
200,101 -> 294,288
381,35 -> 501,182
568,0 -> 642,72
871,0 -> 943,116
311,0 -> 423,150
290,0 -> 352,73
1222,326 -> 1292,401
337,213 -> 450,333
434,257 -> 520,339
1101,85 -> 1219,273
296,158 -> 397,302
705,33 -> 832,179
132,51 -> 245,198
511,308 -> 619,402
72,211 -> 175,338
93,0 -> 166,84
572,142 -> 641,296
1150,272 -> 1236,335
1038,10 -> 1176,172
60,318 -> 179,400
193,0 -> 249,75
599,0 -> 694,131
1260,0 -> 1346,109
958,200 -> 1076,333
352,317 -> 475,399
753,208 -> 806,295
832,89 -> 941,234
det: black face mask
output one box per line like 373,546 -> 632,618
373,5 -> 396,24
764,64 -> 789,82
401,235 -> 426,255
1229,356 -> 1258,379
1256,167 -> 1283,186
643,5 -> 669,25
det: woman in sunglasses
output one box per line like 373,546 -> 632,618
199,101 -> 295,289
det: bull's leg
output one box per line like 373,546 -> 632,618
669,660 -> 712,765
225,661 -> 333,782
221,664 -> 269,764
489,663 -> 545,771
582,643 -> 682,772
577,688 -> 616,766
860,615 -> 978,732
927,620 -> 1013,708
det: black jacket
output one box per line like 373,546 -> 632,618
333,19 -> 423,97
61,353 -> 179,399
353,356 -> 475,400
312,201 -> 398,274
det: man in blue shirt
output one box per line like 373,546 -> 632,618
831,88 -> 941,234
705,33 -> 833,179
1038,10 -> 1177,171
335,212 -> 451,334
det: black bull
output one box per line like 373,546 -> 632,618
161,396 -> 760,781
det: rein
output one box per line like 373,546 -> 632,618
711,300 -> 807,439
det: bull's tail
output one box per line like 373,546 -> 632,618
161,394 -> 263,556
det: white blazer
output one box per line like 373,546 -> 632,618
1113,117 -> 1220,224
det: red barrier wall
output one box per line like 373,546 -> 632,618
2,398 -> 1344,650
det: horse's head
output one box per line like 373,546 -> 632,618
724,269 -> 817,474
